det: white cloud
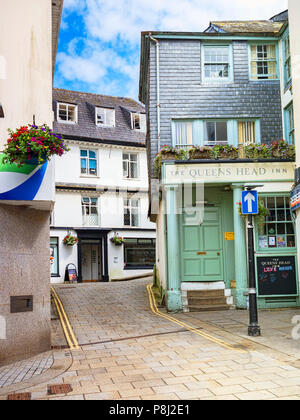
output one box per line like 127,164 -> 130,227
56,0 -> 288,98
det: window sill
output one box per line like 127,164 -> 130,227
57,120 -> 77,125
123,177 -> 141,181
80,175 -> 100,179
124,266 -> 154,270
51,274 -> 60,278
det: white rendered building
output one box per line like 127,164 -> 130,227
50,89 -> 156,283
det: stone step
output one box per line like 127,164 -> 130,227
188,304 -> 230,312
188,297 -> 227,306
187,290 -> 225,298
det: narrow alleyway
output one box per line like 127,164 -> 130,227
1,278 -> 300,400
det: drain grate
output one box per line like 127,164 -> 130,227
47,384 -> 73,395
7,393 -> 31,400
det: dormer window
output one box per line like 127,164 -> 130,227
57,102 -> 77,124
96,107 -> 115,127
131,113 -> 146,132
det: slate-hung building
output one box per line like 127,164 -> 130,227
139,11 -> 298,312
50,89 -> 155,283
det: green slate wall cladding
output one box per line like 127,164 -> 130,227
148,40 -> 283,172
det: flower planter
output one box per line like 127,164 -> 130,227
189,148 -> 212,160
160,152 -> 179,160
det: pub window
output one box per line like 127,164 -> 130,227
173,121 -> 193,148
202,45 -> 232,82
80,149 -> 98,176
283,32 -> 292,87
238,121 -> 256,145
257,196 -> 296,250
124,238 -> 156,269
50,237 -> 59,277
285,104 -> 295,145
250,44 -> 278,80
57,102 -> 77,123
204,121 -> 228,145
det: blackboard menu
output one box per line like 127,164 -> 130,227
257,256 -> 297,296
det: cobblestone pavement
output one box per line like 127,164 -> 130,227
1,278 -> 300,400
0,353 -> 54,388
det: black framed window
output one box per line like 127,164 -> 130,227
124,238 -> 156,269
50,237 -> 59,276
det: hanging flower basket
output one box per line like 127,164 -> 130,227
110,235 -> 125,246
63,234 -> 78,246
2,124 -> 69,167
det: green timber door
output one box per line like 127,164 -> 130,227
181,207 -> 224,282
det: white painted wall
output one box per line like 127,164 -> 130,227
51,141 -> 156,283
0,0 -> 53,149
55,142 -> 149,189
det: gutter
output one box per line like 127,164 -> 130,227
148,33 -> 161,153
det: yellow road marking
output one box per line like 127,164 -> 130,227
147,284 -> 246,353
51,287 -> 80,350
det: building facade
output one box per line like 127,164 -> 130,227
50,89 -> 156,284
139,12 -> 298,312
0,0 -> 63,365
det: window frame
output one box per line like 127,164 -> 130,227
284,102 -> 295,145
201,43 -> 233,83
172,118 -> 261,148
131,113 -> 146,132
282,29 -> 292,89
123,238 -> 156,270
95,107 -> 115,127
255,194 -> 296,253
123,152 -> 139,179
57,102 -> 78,124
81,196 -> 100,227
123,198 -> 140,227
50,237 -> 59,277
249,42 -> 279,81
80,148 -> 98,177
236,119 -> 261,145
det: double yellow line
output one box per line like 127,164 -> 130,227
51,287 -> 80,350
147,284 -> 246,353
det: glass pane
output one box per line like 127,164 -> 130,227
130,162 -> 138,178
287,236 -> 295,247
81,158 -> 87,174
89,150 -> 96,159
123,153 -> 129,161
130,154 -> 138,162
204,122 -> 215,142
267,197 -> 275,209
80,150 -> 88,157
96,108 -> 105,124
124,210 -> 130,226
58,104 -> 67,120
216,122 -> 227,142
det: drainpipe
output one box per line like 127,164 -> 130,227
149,33 -> 161,152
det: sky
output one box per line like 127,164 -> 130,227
54,0 -> 288,100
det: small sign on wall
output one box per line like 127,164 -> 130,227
225,232 -> 235,241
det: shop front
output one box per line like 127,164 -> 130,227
160,160 -> 299,311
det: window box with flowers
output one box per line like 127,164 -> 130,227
63,234 -> 78,246
270,140 -> 295,160
2,124 -> 69,167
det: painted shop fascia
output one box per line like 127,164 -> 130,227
159,159 -> 298,312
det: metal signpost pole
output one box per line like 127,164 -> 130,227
247,212 -> 261,337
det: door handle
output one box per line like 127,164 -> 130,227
197,251 -> 207,255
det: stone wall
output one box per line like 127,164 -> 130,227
0,204 -> 51,365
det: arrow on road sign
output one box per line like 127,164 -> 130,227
244,192 -> 256,213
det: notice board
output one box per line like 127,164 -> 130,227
256,256 -> 297,296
